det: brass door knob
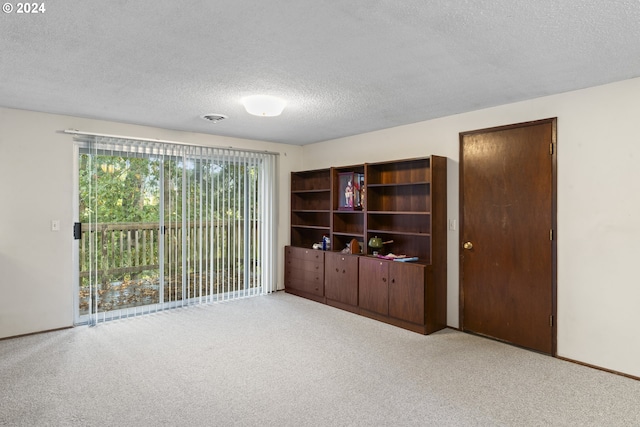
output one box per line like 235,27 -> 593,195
463,241 -> 473,250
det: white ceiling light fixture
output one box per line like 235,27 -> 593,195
242,95 -> 287,117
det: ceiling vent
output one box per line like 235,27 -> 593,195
202,114 -> 227,123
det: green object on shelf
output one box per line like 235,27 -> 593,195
368,236 -> 383,249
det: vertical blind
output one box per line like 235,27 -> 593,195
76,134 -> 277,325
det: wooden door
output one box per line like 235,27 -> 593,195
460,118 -> 557,354
389,262 -> 425,325
358,257 -> 389,315
325,252 -> 359,306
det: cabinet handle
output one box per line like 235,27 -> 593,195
382,277 -> 387,282
342,269 -> 346,273
305,250 -> 309,254
391,279 -> 395,284
336,268 -> 339,272
341,257 -> 345,261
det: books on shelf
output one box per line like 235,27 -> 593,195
375,253 -> 419,262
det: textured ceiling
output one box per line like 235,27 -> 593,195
2,1 -> 640,145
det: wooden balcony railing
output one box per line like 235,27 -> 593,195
80,222 -> 161,278
78,221 -> 260,314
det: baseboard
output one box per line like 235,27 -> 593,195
556,356 -> 640,382
0,326 -> 73,342
458,329 -> 639,381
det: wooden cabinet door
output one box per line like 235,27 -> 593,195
285,265 -> 324,296
285,247 -> 324,296
389,262 -> 425,325
325,252 -> 359,306
358,257 -> 389,315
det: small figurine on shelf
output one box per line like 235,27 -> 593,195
353,179 -> 361,208
359,176 -> 365,208
344,180 -> 353,208
322,235 -> 330,251
338,172 -> 361,210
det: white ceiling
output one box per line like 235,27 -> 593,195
2,1 -> 640,145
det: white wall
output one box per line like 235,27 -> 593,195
301,77 -> 640,378
0,107 -> 303,339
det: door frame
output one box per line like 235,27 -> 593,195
458,118 -> 557,355
72,143 -> 81,324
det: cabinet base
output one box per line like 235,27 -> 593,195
284,288 -> 326,304
287,291 -> 445,335
358,308 -> 445,335
326,298 -> 359,315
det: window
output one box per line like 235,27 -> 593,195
74,135 -> 277,324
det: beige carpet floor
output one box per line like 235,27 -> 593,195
1,291 -> 639,426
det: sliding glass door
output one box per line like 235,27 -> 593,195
74,136 -> 276,325
77,147 -> 163,324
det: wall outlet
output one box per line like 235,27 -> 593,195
51,220 -> 60,232
448,219 -> 456,231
